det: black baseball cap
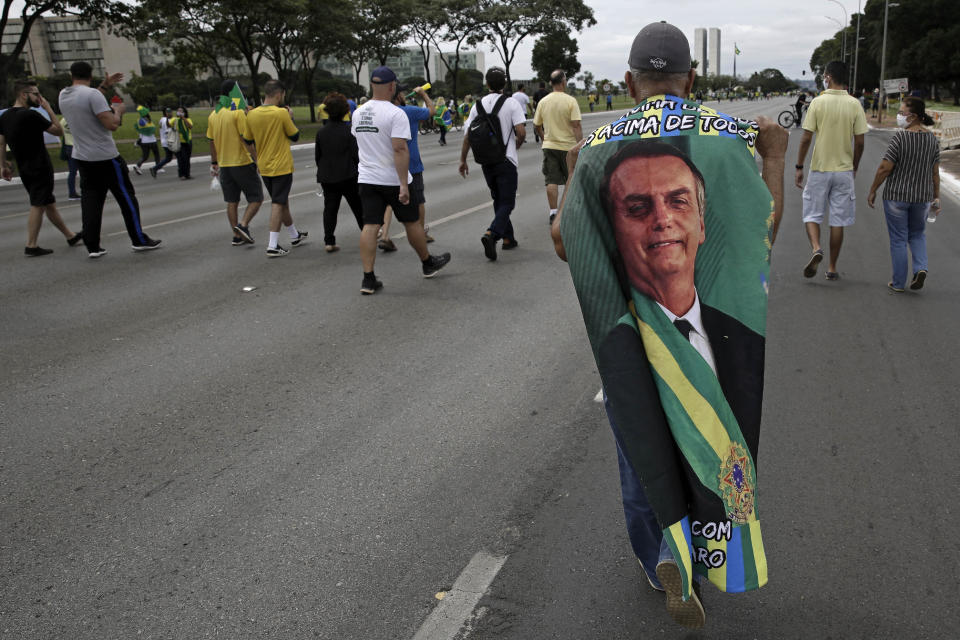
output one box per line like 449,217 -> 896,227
628,21 -> 692,73
370,66 -> 397,84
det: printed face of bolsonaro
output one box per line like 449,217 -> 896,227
608,155 -> 705,297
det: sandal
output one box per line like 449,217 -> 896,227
825,271 -> 839,281
803,250 -> 824,278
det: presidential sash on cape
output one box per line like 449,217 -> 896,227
561,95 -> 773,600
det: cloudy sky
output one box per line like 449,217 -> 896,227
471,0 -> 858,83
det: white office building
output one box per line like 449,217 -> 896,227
708,28 -> 721,77
693,28 -> 708,76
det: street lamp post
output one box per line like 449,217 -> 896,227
879,0 -> 899,124
852,0 -> 862,94
827,0 -> 849,65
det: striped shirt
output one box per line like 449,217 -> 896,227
882,129 -> 940,203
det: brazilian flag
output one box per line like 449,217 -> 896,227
561,95 -> 772,601
216,82 -> 248,113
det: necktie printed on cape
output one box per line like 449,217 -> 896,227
560,94 -> 775,601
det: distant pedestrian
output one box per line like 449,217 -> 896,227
58,62 -> 160,257
315,91 -> 364,252
871,88 -> 880,119
151,107 -> 174,177
169,107 -> 193,179
795,60 -> 867,280
59,115 -> 81,199
207,79 -> 262,247
794,92 -> 807,128
532,82 -> 549,142
532,69 -> 582,225
0,79 -> 82,256
351,65 -> 450,294
512,83 -> 531,117
434,96 -> 451,146
606,92 -> 613,110
459,66 -> 527,261
133,106 -> 160,175
867,97 -> 941,292
242,79 -> 306,257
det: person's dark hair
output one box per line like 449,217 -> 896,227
178,107 -> 190,118
599,140 -> 706,216
824,60 -> 847,86
550,70 -> 565,86
903,96 -> 935,126
220,79 -> 236,95
13,79 -> 37,96
70,61 -> 93,80
486,67 -> 507,92
324,92 -> 349,121
264,79 -> 285,97
538,82 -> 546,89
517,84 -> 525,91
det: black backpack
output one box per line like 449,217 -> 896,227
468,95 -> 510,165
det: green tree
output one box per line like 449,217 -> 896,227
473,0 -> 596,90
745,68 -> 798,94
409,0 -> 446,85
126,73 -> 159,107
0,0 -> 127,102
577,70 -> 594,93
430,0 -> 481,110
530,29 -> 580,81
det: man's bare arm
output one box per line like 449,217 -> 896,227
514,123 -> 526,148
392,137 -> 410,204
852,134 -> 865,174
571,120 -> 582,142
794,130 -> 814,188
753,115 -> 788,244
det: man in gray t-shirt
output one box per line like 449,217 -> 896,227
58,61 -> 160,257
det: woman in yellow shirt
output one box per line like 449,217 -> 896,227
170,107 -> 194,180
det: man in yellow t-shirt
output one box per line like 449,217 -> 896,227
242,79 -> 306,257
795,60 -> 868,280
532,70 -> 582,224
207,80 -> 263,246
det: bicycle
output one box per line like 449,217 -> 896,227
778,103 -> 808,128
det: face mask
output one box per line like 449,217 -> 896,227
896,114 -> 909,128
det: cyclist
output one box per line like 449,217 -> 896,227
794,92 -> 808,128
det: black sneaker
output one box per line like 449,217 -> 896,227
67,232 -> 83,247
360,276 -> 383,295
422,252 -> 451,278
88,248 -> 108,258
266,245 -> 289,258
232,236 -> 245,246
132,238 -> 162,251
68,194 -> 81,201
149,167 -> 157,178
291,230 -> 309,246
502,238 -> 519,250
234,224 -> 254,244
481,233 -> 497,261
25,246 -> 53,257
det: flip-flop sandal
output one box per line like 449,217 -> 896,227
825,271 -> 839,281
910,270 -> 927,290
803,250 -> 824,278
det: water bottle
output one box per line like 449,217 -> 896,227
928,199 -> 940,223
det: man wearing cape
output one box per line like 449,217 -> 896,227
552,21 -> 787,629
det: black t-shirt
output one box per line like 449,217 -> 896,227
795,95 -> 807,110
532,88 -> 549,107
0,107 -> 54,176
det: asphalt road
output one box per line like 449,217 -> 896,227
1,97 -> 958,639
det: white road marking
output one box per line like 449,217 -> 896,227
391,202 -> 490,240
106,189 -> 317,236
412,551 -> 507,640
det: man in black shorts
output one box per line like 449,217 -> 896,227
351,66 -> 450,294
0,79 -> 82,256
207,79 -> 262,246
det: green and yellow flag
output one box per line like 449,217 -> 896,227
561,95 -> 772,600
216,82 -> 248,113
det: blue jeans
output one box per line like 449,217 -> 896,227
480,160 -> 517,241
882,200 -> 929,289
66,155 -> 79,197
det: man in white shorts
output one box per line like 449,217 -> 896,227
795,60 -> 867,281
